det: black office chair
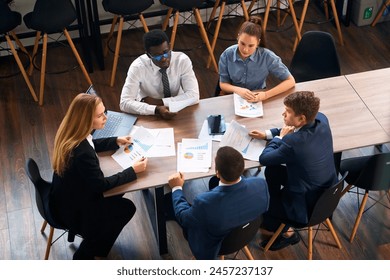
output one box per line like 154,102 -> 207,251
25,158 -> 74,260
340,153 -> 390,243
23,0 -> 92,106
0,1 -> 38,102
290,30 -> 340,83
218,215 -> 262,260
102,0 -> 154,87
263,173 -> 347,260
160,0 -> 218,72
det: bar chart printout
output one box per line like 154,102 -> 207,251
177,138 -> 212,172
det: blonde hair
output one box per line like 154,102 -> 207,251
52,93 -> 102,176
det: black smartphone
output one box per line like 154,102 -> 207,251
207,114 -> 226,135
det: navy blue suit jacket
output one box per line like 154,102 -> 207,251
259,112 -> 337,225
172,176 -> 269,259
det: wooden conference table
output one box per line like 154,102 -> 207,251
345,68 -> 390,136
100,73 -> 389,255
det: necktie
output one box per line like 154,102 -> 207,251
160,68 -> 171,98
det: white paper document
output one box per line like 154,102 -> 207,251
234,93 -> 263,118
136,126 -> 176,157
177,138 -> 212,172
219,120 -> 265,161
169,96 -> 198,113
111,126 -> 153,169
111,126 -> 175,169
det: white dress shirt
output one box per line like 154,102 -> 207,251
119,51 -> 200,115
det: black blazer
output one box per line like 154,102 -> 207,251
50,137 -> 136,231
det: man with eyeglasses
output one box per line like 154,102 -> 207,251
120,29 -> 199,119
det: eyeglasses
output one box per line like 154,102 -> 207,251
148,50 -> 171,62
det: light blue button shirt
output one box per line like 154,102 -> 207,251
219,44 -> 291,91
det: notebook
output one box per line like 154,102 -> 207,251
86,85 -> 137,139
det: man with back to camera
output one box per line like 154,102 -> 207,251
249,91 -> 338,251
167,146 -> 270,259
119,29 -> 199,119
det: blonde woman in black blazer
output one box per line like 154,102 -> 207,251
50,93 -> 147,260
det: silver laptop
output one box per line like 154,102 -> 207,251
86,85 -> 137,139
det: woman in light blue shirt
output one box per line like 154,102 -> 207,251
219,16 -> 295,102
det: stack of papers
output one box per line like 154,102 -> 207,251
177,138 -> 212,172
234,93 -> 263,118
219,120 -> 265,161
111,126 -> 175,169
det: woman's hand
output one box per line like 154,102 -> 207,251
236,88 -> 257,101
132,157 -> 148,173
248,91 -> 267,102
117,136 -> 132,146
249,130 -> 266,140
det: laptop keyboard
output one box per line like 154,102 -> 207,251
94,114 -> 123,138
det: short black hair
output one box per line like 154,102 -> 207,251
215,146 -> 244,182
143,29 -> 169,53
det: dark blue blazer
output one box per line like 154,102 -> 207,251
259,112 -> 337,225
172,176 -> 269,260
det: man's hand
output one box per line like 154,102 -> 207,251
280,126 -> 295,138
156,106 -> 177,119
248,130 -> 266,140
168,172 -> 184,189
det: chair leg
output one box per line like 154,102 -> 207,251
170,11 -> 180,50
40,220 -> 48,233
44,226 -> 55,260
207,0 -> 226,68
325,218 -> 342,249
341,184 -> 353,196
243,245 -> 254,260
109,16 -> 124,87
329,0 -> 344,45
28,31 -> 41,75
5,34 -> 38,102
206,0 -> 220,30
247,0 -> 258,15
104,15 -> 119,57
193,8 -> 218,72
263,223 -> 285,252
38,33 -> 48,106
350,191 -> 369,242
63,28 -> 92,86
371,0 -> 390,26
308,226 -> 313,260
139,14 -> 150,33
162,8 -> 173,31
292,0 -> 309,51
240,0 -> 250,21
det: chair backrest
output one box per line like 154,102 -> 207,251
308,172 -> 348,227
25,158 -> 64,230
161,0 -> 205,11
102,0 -> 154,15
218,215 -> 262,256
0,1 -> 21,34
26,0 -> 77,33
290,31 -> 340,83
353,153 -> 390,191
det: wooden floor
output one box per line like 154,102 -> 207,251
0,3 -> 389,260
